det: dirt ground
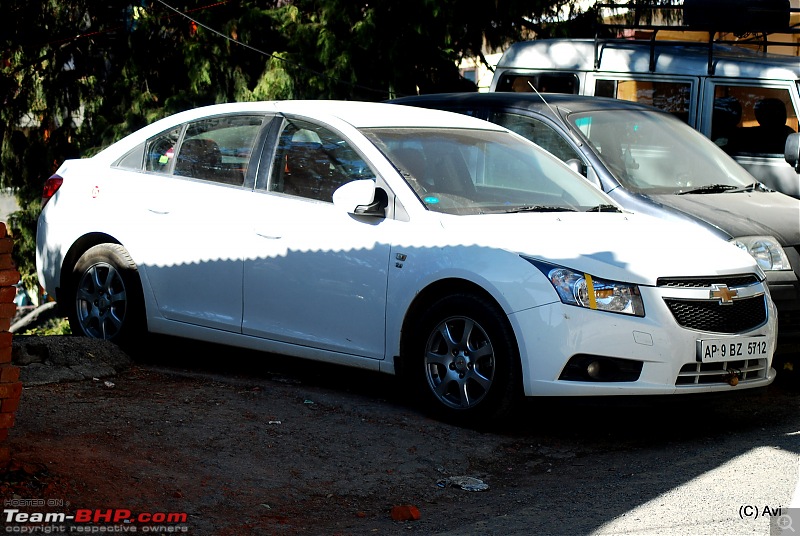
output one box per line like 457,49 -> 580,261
2,335 -> 799,535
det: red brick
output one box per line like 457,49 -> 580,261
0,446 -> 10,470
0,382 -> 22,400
0,286 -> 14,303
0,254 -> 14,270
0,332 -> 12,349
0,240 -> 12,255
0,397 -> 19,413
0,346 -> 10,364
0,365 -> 19,383
0,223 -> 6,239
0,303 -> 15,319
390,505 -> 421,521
0,412 -> 14,428
0,269 -> 18,286
0,429 -> 8,442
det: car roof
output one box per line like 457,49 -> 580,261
275,100 -> 508,129
389,92 -> 664,115
146,100 -> 508,131
94,99 -> 508,161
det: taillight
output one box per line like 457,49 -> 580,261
41,175 -> 64,208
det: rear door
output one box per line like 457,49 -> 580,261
135,113 -> 269,332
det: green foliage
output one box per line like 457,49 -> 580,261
20,316 -> 72,336
1,0 -> 596,289
7,203 -> 41,290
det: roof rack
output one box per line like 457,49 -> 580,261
593,1 -> 800,75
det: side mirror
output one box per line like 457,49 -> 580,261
785,132 -> 800,172
332,179 -> 388,217
564,158 -> 586,176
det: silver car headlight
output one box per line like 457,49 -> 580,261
526,259 -> 645,317
731,236 -> 791,271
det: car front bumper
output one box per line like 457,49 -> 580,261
510,284 -> 778,397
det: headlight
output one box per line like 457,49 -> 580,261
731,236 -> 791,271
526,259 -> 645,317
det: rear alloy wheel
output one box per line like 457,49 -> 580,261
69,244 -> 144,344
413,294 -> 520,425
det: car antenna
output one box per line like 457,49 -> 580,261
527,81 -> 561,120
527,81 -> 583,146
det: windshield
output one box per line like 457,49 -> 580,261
568,109 -> 758,194
361,127 -> 616,215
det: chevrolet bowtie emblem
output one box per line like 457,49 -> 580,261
710,284 -> 738,304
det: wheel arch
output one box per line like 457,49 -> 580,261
396,277 -> 522,380
57,233 -> 123,309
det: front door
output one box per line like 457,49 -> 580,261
242,117 -> 391,359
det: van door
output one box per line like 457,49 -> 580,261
587,74 -> 699,126
702,80 -> 800,198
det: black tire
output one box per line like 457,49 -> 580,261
68,243 -> 145,345
409,293 -> 521,425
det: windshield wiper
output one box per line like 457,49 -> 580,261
505,205 -> 577,213
585,204 -> 622,213
728,182 -> 772,193
676,184 -> 738,195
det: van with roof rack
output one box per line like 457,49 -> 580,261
490,37 -> 800,199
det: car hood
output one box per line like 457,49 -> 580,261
438,212 -> 759,285
648,191 -> 800,245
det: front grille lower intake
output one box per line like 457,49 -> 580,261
676,358 -> 769,386
664,295 -> 767,334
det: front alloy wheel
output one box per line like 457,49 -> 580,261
413,293 -> 520,425
424,316 -> 495,410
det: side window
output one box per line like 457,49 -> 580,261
145,127 -> 181,173
268,119 -> 374,202
488,111 -> 583,163
496,73 -> 579,94
115,143 -> 146,170
595,79 -> 692,123
711,85 -> 798,156
173,115 -> 264,186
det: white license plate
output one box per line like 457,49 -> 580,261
697,336 -> 769,363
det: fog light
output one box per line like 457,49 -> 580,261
559,355 -> 643,382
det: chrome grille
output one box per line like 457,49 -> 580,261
664,296 -> 767,333
676,358 -> 768,386
657,275 -> 759,288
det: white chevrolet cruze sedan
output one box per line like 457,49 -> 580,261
36,100 -> 777,423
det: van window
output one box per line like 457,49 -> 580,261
496,73 -> 579,94
711,86 -> 798,156
595,79 -> 692,123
